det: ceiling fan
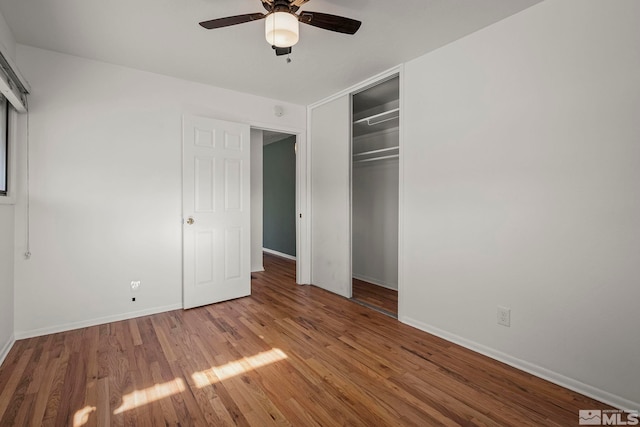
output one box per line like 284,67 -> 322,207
199,0 -> 362,56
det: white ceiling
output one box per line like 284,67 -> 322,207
0,0 -> 541,105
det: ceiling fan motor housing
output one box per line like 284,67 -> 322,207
271,0 -> 294,13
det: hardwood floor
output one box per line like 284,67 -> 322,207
352,278 -> 398,316
0,253 -> 610,426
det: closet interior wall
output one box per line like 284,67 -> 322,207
352,76 -> 400,290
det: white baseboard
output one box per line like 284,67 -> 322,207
0,334 -> 15,367
263,248 -> 296,261
14,303 -> 183,340
352,274 -> 398,291
400,316 -> 640,411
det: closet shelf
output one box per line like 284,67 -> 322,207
352,127 -> 399,142
353,146 -> 399,158
353,154 -> 399,164
353,108 -> 400,126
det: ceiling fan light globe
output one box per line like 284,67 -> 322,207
265,12 -> 299,48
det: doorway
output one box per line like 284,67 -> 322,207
250,129 -> 297,273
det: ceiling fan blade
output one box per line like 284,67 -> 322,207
290,0 -> 310,12
260,0 -> 273,12
199,13 -> 266,30
298,11 -> 361,35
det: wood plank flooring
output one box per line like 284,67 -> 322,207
0,254 -> 611,426
352,278 -> 398,316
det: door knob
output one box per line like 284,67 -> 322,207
186,217 -> 195,225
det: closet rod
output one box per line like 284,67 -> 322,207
353,146 -> 399,158
368,116 -> 398,126
353,108 -> 400,126
353,154 -> 399,164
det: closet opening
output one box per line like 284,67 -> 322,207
350,75 -> 400,318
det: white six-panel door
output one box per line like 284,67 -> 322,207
183,115 -> 251,309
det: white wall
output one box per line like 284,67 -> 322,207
250,129 -> 264,272
0,9 -> 15,61
0,9 -> 16,364
0,204 -> 14,362
402,0 -> 640,408
12,45 -> 305,337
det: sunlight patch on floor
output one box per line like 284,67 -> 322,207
113,378 -> 186,415
73,405 -> 96,426
192,348 -> 288,388
109,349 -> 287,415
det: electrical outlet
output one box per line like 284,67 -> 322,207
497,306 -> 511,327
130,280 -> 141,292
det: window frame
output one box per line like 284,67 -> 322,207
0,97 -> 16,205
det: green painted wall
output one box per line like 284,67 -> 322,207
263,136 -> 296,257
